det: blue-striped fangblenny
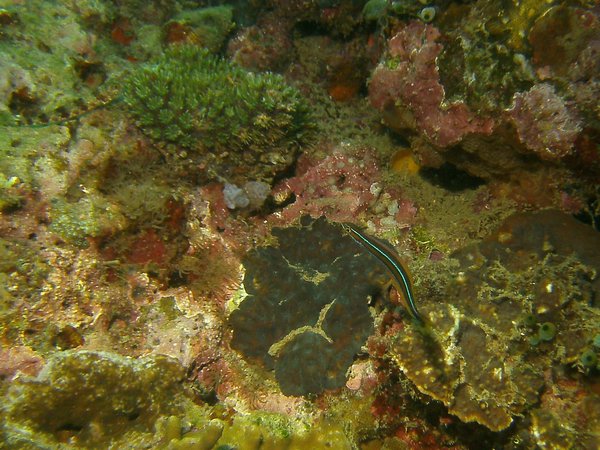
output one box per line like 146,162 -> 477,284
342,223 -> 423,323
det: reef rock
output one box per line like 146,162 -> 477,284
386,210 -> 600,432
3,351 -> 184,447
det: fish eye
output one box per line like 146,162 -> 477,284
418,6 -> 436,23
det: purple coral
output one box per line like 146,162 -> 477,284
368,21 -> 494,147
507,83 -> 582,160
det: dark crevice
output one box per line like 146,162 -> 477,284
419,162 -> 485,192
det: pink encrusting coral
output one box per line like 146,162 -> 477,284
507,83 -> 582,160
272,149 -> 380,224
368,21 -> 494,148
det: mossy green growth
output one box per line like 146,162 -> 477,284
363,0 -> 436,23
215,413 -> 292,449
169,6 -> 234,52
0,1 -> 118,124
529,335 -> 541,346
3,351 -> 185,448
159,296 -> 181,321
123,45 -> 311,154
0,124 -> 70,192
438,32 -> 535,114
0,173 -> 22,211
49,194 -> 127,247
362,0 -> 388,21
109,177 -> 172,224
522,312 -> 537,328
593,334 -> 600,349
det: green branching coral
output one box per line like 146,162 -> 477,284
123,45 -> 311,182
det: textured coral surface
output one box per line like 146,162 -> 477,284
5,351 -> 184,447
230,216 -> 386,396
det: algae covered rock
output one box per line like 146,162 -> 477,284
123,45 -> 311,183
166,6 -> 235,52
229,216 -> 387,396
48,194 -> 127,247
386,210 -> 600,433
3,350 -> 185,447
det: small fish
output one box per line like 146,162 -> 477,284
342,223 -> 423,323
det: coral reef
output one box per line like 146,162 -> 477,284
273,150 -> 381,224
1,0 -> 599,448
507,83 -> 582,160
437,26 -> 535,115
368,1 -> 599,203
49,194 -> 127,247
156,411 -> 356,450
164,6 -> 234,50
123,44 -> 311,183
229,216 -> 388,396
227,11 -> 294,72
0,0 -> 121,125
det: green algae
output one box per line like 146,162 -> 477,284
438,31 -> 535,114
362,0 -> 440,23
0,237 -> 52,345
579,348 -> 598,368
109,177 -> 172,223
362,0 -> 388,22
538,322 -> 557,342
0,0 -> 120,125
168,6 -> 235,52
157,409 -> 355,450
0,173 -> 21,211
0,124 -> 70,195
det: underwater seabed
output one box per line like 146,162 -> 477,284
1,0 -> 599,449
